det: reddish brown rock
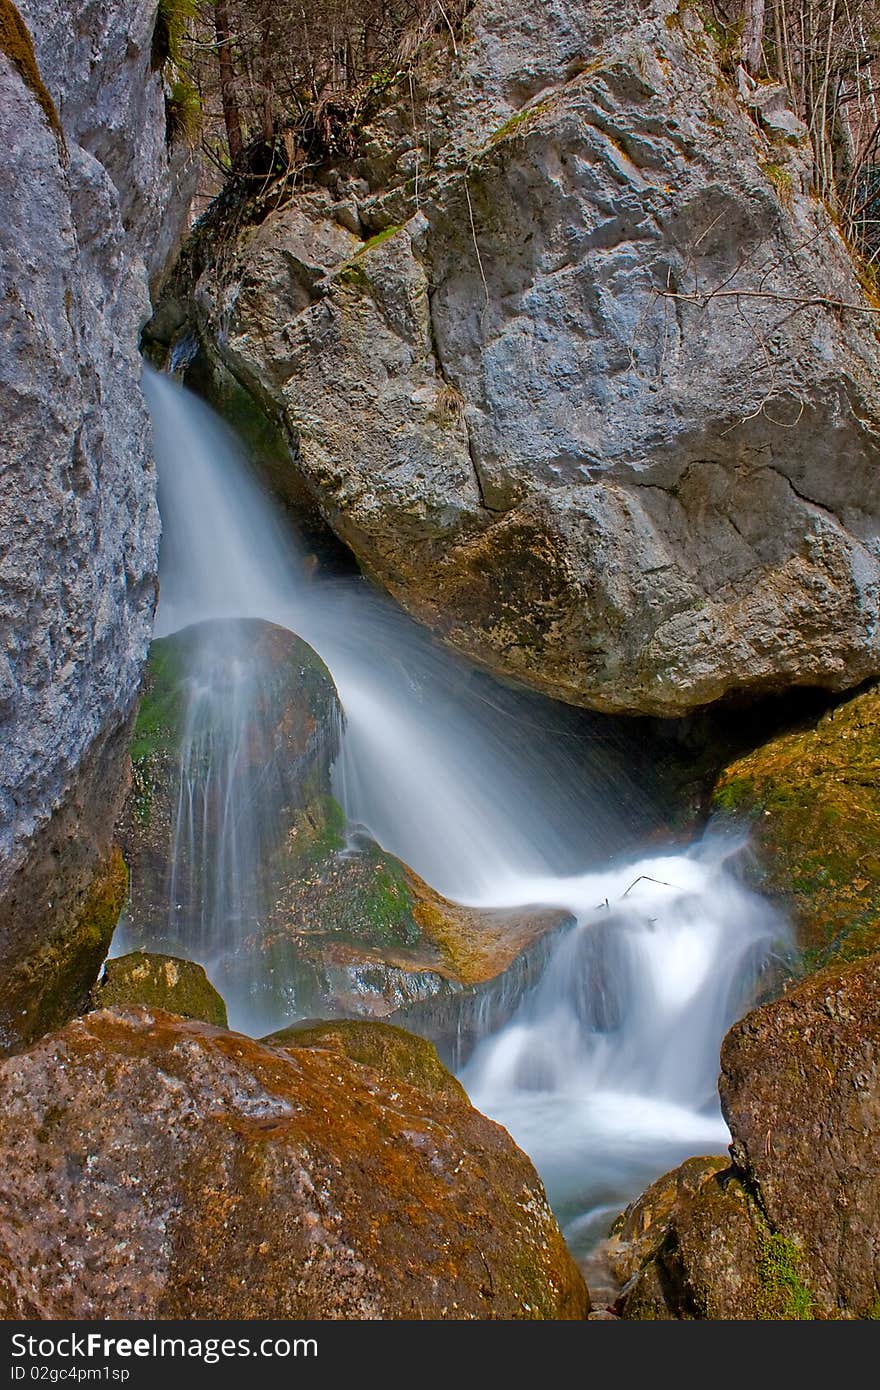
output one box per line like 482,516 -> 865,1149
616,953 -> 880,1319
720,954 -> 880,1317
0,1007 -> 588,1320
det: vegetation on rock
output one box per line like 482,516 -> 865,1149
0,0 -> 63,147
712,685 -> 880,971
92,951 -> 228,1027
0,1007 -> 589,1319
263,1016 -> 468,1103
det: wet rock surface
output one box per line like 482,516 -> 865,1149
118,617 -> 342,955
0,1007 -> 589,1319
92,951 -> 228,1028
119,616 -> 570,1039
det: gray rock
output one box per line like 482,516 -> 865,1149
191,0 -> 880,716
0,0 -> 193,1049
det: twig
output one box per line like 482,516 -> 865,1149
464,177 -> 490,306
659,287 -> 880,314
621,875 -> 679,897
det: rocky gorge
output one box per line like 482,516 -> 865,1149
0,0 -> 879,1326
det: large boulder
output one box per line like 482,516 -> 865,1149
118,617 -> 343,959
616,953 -> 880,1319
712,685 -> 880,970
185,0 -> 880,716
0,1007 -> 589,1319
0,0 -> 194,1051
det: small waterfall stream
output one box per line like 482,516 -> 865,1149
131,368 -> 789,1258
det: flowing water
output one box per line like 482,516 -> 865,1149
129,368 -> 790,1260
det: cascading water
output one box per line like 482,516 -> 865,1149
130,367 -> 791,1258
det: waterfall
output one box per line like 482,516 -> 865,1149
134,367 -> 790,1255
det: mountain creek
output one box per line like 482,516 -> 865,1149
1,0 -> 879,1323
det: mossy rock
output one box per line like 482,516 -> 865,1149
615,1162 -> 816,1320
92,951 -> 228,1028
0,0 -> 63,147
262,1017 -> 468,1104
130,617 -> 338,769
711,685 -> 880,971
119,617 -> 342,949
2,845 -> 130,1051
246,831 -> 570,1031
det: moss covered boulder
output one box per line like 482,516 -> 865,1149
232,826 -> 570,1044
0,1007 -> 588,1319
615,1163 -> 815,1320
263,1017 -> 468,1105
119,615 -> 567,1041
92,951 -> 227,1028
712,686 -> 880,971
617,952 -> 880,1319
118,616 -> 342,956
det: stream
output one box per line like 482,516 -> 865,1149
119,368 -> 789,1261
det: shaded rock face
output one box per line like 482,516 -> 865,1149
185,0 -> 880,716
712,685 -> 880,971
92,951 -> 229,1028
616,954 -> 880,1319
0,0 -> 194,1050
0,1007 -> 589,1319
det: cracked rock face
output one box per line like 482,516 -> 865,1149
192,0 -> 880,715
0,0 -> 194,1050
0,1007 -> 589,1319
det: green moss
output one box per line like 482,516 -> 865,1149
130,635 -> 188,764
0,0 -> 64,148
152,0 -> 199,71
756,1232 -> 814,1320
711,687 -> 880,969
93,950 -> 228,1028
358,224 -> 402,254
264,1018 -> 468,1103
334,260 -> 370,292
283,795 -> 347,870
354,848 -> 420,947
761,161 -> 794,207
488,97 -> 554,145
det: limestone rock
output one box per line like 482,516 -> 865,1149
0,1007 -> 589,1319
92,951 -> 228,1028
0,0 -> 193,1050
187,0 -> 880,716
712,686 -> 880,969
118,617 -> 343,957
243,832 -> 569,1047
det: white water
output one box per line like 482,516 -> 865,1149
138,368 -> 790,1255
